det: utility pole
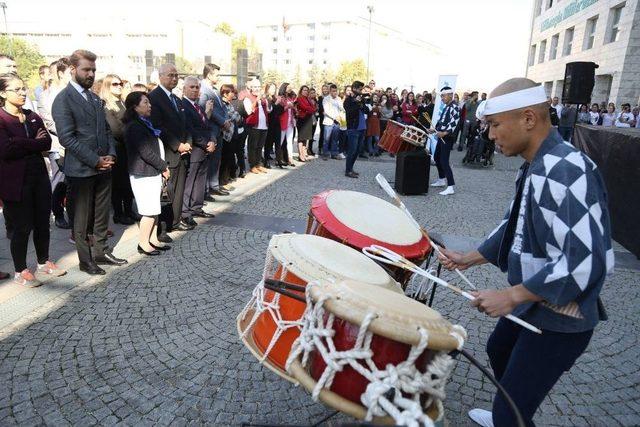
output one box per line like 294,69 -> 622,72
366,5 -> 374,81
0,2 -> 11,56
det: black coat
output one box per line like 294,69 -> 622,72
124,118 -> 168,177
147,86 -> 192,168
183,99 -> 211,163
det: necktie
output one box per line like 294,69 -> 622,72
170,94 -> 179,112
194,103 -> 206,124
82,89 -> 91,102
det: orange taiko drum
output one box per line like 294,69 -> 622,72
236,233 -> 402,383
378,120 -> 424,154
307,190 -> 431,288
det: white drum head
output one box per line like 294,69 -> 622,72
269,234 -> 401,293
325,191 -> 422,246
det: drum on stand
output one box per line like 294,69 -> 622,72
237,233 -> 401,382
307,190 -> 431,287
287,279 -> 467,426
378,120 -> 427,154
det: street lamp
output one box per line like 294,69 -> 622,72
0,2 -> 10,55
366,5 -> 374,81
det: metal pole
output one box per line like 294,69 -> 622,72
366,5 -> 374,81
0,2 -> 11,56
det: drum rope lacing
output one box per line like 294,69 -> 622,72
286,282 -> 467,427
239,252 -> 305,361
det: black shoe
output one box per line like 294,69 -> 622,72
211,189 -> 230,196
150,243 -> 171,251
157,233 -> 173,243
94,253 -> 128,266
221,185 -> 235,191
126,212 -> 142,222
137,245 -> 161,256
193,211 -> 216,218
79,262 -> 106,275
287,163 -> 296,167
55,217 -> 71,229
238,171 -> 246,178
113,215 -> 135,225
183,217 -> 198,227
173,221 -> 195,231
345,171 -> 359,178
204,194 -> 216,202
322,155 -> 329,161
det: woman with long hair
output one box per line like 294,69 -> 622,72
308,87 -> 319,156
263,82 -> 279,168
401,91 -> 418,125
100,74 -> 136,225
365,93 -> 381,157
122,91 -> 171,256
278,82 -> 297,166
0,73 -> 66,286
295,85 -> 317,162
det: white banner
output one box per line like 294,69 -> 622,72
431,75 -> 458,126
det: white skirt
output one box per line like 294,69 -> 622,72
130,137 -> 165,217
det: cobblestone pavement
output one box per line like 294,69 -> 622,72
0,149 -> 638,426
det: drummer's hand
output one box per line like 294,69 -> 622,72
438,248 -> 472,270
470,289 -> 517,317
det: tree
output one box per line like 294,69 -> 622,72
334,59 -> 367,89
261,68 -> 285,86
175,56 -> 196,75
214,22 -> 234,37
0,35 -> 45,88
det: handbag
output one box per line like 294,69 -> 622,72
160,177 -> 174,206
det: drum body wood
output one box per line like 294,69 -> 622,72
307,190 -> 431,287
378,120 -> 416,154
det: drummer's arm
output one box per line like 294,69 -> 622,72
439,249 -> 487,271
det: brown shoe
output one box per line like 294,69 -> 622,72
250,167 -> 260,174
258,166 -> 268,173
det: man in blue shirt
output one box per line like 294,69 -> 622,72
439,78 -> 613,427
343,80 -> 369,178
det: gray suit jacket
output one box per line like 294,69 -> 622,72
198,82 -> 228,141
51,83 -> 116,178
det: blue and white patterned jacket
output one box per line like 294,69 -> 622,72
478,129 -> 613,332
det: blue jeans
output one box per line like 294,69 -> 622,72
345,129 -> 365,173
487,318 -> 593,427
366,135 -> 379,155
322,124 -> 340,156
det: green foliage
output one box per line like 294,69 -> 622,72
333,59 -> 368,89
261,68 -> 285,86
0,35 -> 45,89
214,22 -> 234,37
175,56 -> 196,74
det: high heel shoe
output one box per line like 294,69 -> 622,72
137,245 -> 161,256
150,243 -> 171,251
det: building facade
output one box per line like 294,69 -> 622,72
5,18 -> 232,83
255,18 -> 443,90
526,0 -> 639,106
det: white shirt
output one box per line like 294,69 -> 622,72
322,95 -> 344,126
552,103 -> 562,118
69,79 -> 88,100
601,113 -> 616,127
589,111 -> 600,125
615,111 -> 634,128
256,100 -> 267,130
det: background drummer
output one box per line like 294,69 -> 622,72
438,78 -> 613,427
427,86 -> 460,196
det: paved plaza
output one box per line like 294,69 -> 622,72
0,150 -> 638,426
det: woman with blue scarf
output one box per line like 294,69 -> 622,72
123,92 -> 171,256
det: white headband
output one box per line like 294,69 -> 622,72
478,85 -> 547,119
440,89 -> 454,95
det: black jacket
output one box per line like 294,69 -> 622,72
343,95 -> 368,130
183,99 -> 211,163
124,118 -> 168,177
147,86 -> 192,168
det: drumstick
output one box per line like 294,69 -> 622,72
375,173 -> 476,290
410,114 -> 431,133
363,245 -> 542,334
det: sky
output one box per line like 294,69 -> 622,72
5,0 -> 534,92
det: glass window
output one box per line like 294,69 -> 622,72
549,34 -> 559,60
584,16 -> 598,50
607,3 -> 625,43
563,27 -> 574,56
538,40 -> 547,63
528,44 -> 536,67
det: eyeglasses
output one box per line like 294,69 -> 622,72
5,87 -> 27,94
111,82 -> 123,87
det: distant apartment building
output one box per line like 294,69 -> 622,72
255,18 -> 443,90
526,0 -> 640,105
4,18 -> 232,83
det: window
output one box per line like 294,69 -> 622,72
323,60 -> 327,65
534,0 -> 543,17
285,59 -> 291,65
272,49 -> 277,54
308,60 -> 314,65
546,0 -> 554,10
549,34 -> 559,60
307,35 -> 315,41
286,49 -> 291,54
606,3 -> 625,43
322,34 -> 330,40
528,44 -> 536,67
538,40 -> 547,63
563,27 -> 574,56
583,16 -> 598,50
272,37 -> 277,42
308,48 -> 314,53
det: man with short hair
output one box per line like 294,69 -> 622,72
34,65 -> 50,106
182,76 -> 216,221
441,78 -> 612,427
321,83 -> 343,160
199,63 -> 231,197
148,63 -> 194,236
551,96 -> 562,118
343,80 -> 368,178
547,97 -> 559,127
52,49 -> 127,275
461,91 -> 479,148
558,103 -> 577,141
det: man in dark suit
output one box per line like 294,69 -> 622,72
148,63 -> 193,237
182,77 -> 216,221
199,63 -> 231,197
52,49 -> 128,275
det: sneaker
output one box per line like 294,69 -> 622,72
439,186 -> 455,196
14,270 -> 42,288
430,178 -> 447,187
335,153 -> 346,159
468,409 -> 494,427
37,261 -> 67,277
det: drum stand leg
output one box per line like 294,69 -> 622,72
427,262 -> 443,308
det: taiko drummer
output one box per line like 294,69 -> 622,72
439,78 -> 613,427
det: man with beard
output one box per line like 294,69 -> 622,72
52,50 -> 128,275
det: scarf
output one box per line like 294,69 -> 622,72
139,116 -> 161,137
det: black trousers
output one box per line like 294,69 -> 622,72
67,173 -> 112,265
318,116 -> 325,154
219,139 -> 236,184
111,142 -> 134,217
161,158 -> 187,227
231,134 -> 247,176
264,126 -> 281,165
434,137 -> 455,185
247,128 -> 267,168
3,170 -> 51,272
